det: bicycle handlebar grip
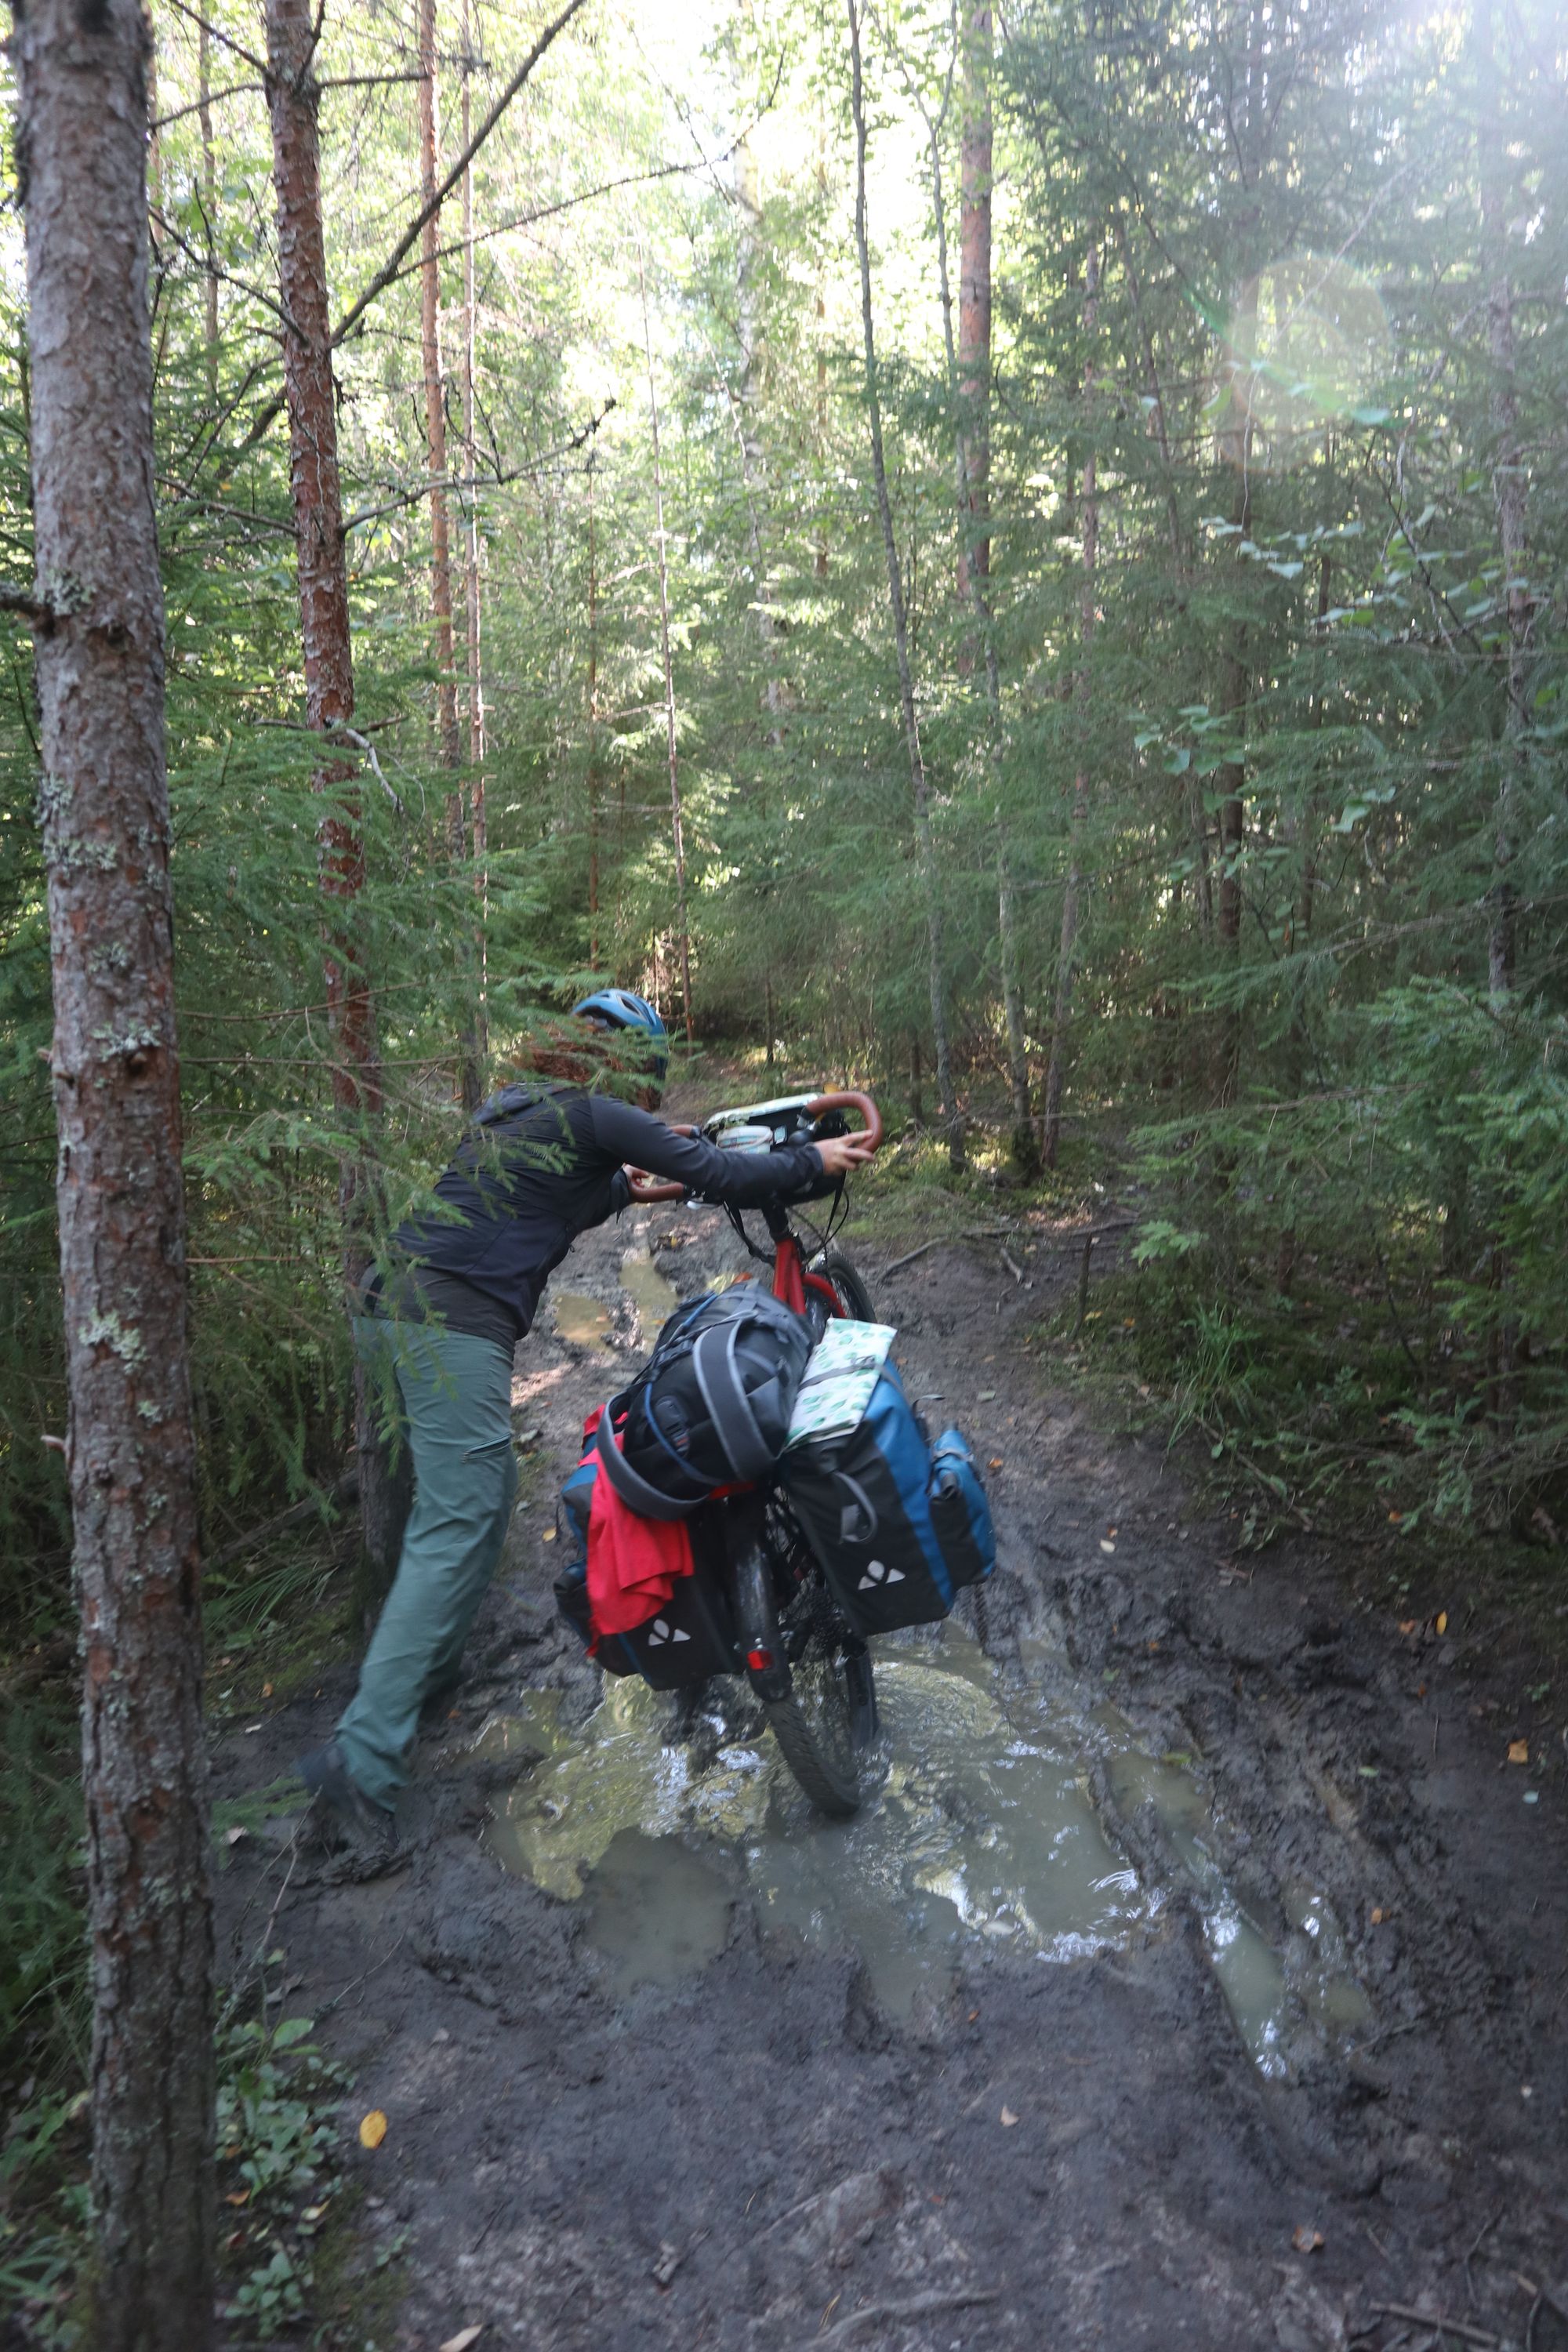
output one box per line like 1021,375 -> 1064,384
806,1091 -> 884,1151
624,1125 -> 696,1203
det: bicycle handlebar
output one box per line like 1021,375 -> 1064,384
805,1090 -> 884,1151
622,1091 -> 882,1204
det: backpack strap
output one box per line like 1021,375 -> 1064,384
691,1319 -> 775,1481
593,1406 -> 695,1522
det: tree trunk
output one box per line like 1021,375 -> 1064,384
586,455 -> 601,965
734,122 -> 782,735
16,5 -> 213,2343
1479,28 -> 1525,1004
846,0 -> 961,1166
264,0 -> 406,1619
637,249 -> 692,1042
1042,242 -> 1100,1170
955,1 -> 990,607
935,2 -> 1031,1169
198,15 -> 218,405
459,0 -> 488,1062
417,0 -> 482,1111
1212,266 -> 1258,1107
419,0 -> 459,784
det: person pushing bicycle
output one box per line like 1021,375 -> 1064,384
299,991 -> 876,1849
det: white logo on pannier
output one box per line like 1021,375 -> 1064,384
646,1617 -> 692,1646
857,1559 -> 905,1591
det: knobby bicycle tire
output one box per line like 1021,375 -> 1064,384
764,1687 -> 861,1819
806,1251 -> 877,1337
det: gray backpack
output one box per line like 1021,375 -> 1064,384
595,1283 -> 811,1519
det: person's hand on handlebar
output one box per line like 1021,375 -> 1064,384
815,1133 -> 877,1180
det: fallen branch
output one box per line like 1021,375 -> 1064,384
1370,2307 -> 1497,2348
881,1224 -> 1024,1277
882,1238 -> 940,1276
802,2288 -> 1000,2347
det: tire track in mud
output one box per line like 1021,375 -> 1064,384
212,1200 -> 1568,2352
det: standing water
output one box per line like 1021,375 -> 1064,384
485,1626 -> 1368,2068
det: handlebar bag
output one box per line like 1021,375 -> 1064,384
779,1364 -> 996,1635
594,1281 -> 811,1517
554,1437 -> 740,1688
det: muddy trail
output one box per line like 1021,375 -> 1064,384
215,1192 -> 1568,2352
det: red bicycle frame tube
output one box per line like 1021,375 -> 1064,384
770,1234 -> 842,1319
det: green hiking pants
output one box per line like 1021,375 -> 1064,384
337,1316 -> 518,1809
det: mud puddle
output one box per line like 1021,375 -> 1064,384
553,1290 -> 612,1348
619,1248 -> 677,1330
483,1629 -> 1368,2067
551,1251 -> 677,1354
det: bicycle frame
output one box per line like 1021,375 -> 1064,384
635,1087 -> 879,1319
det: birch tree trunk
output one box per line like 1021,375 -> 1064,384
847,0 -> 960,1164
1042,242 -> 1099,1169
638,249 -> 693,1040
264,0 -> 408,1614
15,3 -> 213,2342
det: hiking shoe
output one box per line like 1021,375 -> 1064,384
297,1738 -> 397,1853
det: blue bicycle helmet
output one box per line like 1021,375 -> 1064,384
572,988 -> 670,1080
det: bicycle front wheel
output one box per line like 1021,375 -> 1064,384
765,1654 -> 862,1819
805,1251 -> 877,1338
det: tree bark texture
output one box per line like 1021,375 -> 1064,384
638,251 -> 693,1041
264,0 -> 407,1613
1042,243 -> 1100,1170
847,0 -> 960,1163
14,4 -> 214,2343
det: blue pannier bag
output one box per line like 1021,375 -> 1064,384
779,1363 -> 996,1636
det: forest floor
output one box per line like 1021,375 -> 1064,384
210,1155 -> 1568,2352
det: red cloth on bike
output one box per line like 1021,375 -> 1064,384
584,1426 -> 695,1640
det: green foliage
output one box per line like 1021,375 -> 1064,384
215,2013 -> 351,2335
0,1695 -> 85,2081
1,2007 -> 355,2349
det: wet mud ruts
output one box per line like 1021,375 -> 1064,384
210,1197 -> 1568,2351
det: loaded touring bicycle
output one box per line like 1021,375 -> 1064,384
554,1090 -> 996,1817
